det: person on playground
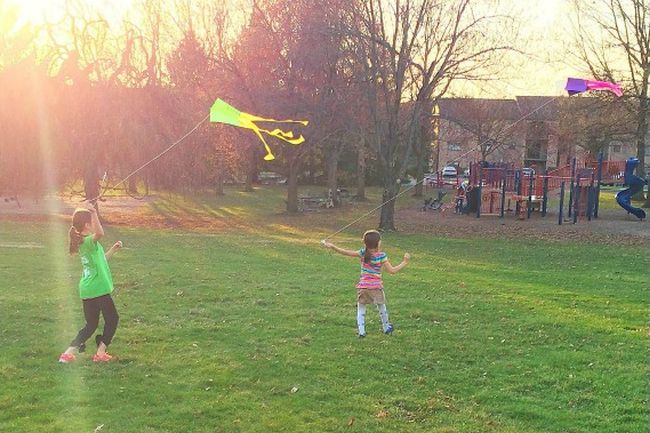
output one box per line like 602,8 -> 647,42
322,230 -> 410,337
59,201 -> 122,363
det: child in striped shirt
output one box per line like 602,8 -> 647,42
322,230 -> 410,337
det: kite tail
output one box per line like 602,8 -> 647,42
243,113 -> 309,126
258,128 -> 306,145
249,127 -> 276,161
585,80 -> 623,97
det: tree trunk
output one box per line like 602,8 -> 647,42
244,145 -> 256,192
635,89 -> 648,203
632,96 -> 649,202
215,159 -> 224,196
83,159 -> 101,217
128,177 -> 138,194
356,147 -> 367,200
308,150 -> 316,185
83,163 -> 100,202
413,132 -> 429,197
286,158 -> 300,213
378,173 -> 398,231
378,125 -> 401,231
326,147 -> 339,206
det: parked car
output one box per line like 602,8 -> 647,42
441,166 -> 458,177
521,167 -> 535,177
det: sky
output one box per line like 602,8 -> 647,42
454,0 -> 579,98
6,0 -> 133,30
3,0 -> 585,98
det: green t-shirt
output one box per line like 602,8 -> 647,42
78,235 -> 113,299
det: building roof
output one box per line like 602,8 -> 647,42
514,96 -> 560,121
438,98 -> 520,123
438,95 -> 615,124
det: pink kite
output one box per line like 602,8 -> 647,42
565,77 -> 623,97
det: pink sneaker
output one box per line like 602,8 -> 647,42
58,353 -> 76,363
92,353 -> 113,362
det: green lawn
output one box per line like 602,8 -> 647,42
0,195 -> 648,432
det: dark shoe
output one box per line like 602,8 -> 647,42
384,324 -> 394,334
358,333 -> 366,338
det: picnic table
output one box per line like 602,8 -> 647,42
299,195 -> 333,211
298,188 -> 349,211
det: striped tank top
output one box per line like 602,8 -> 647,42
356,248 -> 387,289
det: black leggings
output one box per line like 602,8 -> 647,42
70,294 -> 119,348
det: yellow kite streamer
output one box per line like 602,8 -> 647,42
210,99 -> 308,161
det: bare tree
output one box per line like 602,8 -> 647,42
572,0 -> 649,204
350,0 -> 514,230
230,0 -> 351,213
557,96 -> 634,160
440,98 -> 520,162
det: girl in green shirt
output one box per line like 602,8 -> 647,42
59,201 -> 122,363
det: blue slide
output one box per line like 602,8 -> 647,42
615,157 -> 647,220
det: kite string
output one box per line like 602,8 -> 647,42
323,95 -> 562,240
323,180 -> 424,241
446,96 -> 560,166
87,114 -> 210,203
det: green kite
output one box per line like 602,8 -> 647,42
210,99 -> 308,161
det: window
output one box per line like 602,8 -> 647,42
447,143 -> 461,151
525,139 -> 547,161
611,144 -> 622,153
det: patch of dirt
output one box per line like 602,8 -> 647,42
1,194 -> 647,246
395,207 -> 649,246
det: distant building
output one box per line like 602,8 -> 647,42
432,95 -> 633,173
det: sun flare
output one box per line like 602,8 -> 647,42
2,0 -> 132,34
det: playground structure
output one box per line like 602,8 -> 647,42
615,158 -> 647,220
425,153 -> 647,223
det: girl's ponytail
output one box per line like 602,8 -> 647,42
69,209 -> 92,255
363,247 -> 372,264
362,230 -> 381,263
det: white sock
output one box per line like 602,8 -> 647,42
377,304 -> 390,331
357,303 -> 366,335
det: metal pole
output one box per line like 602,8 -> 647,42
527,171 -> 534,219
594,151 -> 603,218
476,163 -> 483,218
469,162 -> 473,184
515,170 -> 522,216
558,181 -> 565,225
568,157 -> 576,218
500,177 -> 506,218
587,185 -> 594,221
573,178 -> 581,224
542,170 -> 549,217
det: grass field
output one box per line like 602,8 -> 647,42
0,189 -> 648,433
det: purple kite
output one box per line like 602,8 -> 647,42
565,77 -> 623,97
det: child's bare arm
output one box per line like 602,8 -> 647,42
383,253 -> 411,274
84,201 -> 105,241
105,241 -> 122,260
321,240 -> 359,257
